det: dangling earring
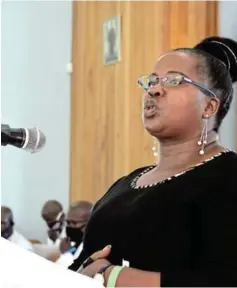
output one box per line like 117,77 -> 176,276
152,137 -> 159,158
198,115 -> 208,155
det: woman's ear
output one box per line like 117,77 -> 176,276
204,97 -> 220,117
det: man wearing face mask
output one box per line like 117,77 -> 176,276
41,200 -> 66,247
55,201 -> 93,269
1,206 -> 33,251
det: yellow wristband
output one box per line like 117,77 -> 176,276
106,266 -> 124,287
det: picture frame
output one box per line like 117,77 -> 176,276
103,15 -> 121,66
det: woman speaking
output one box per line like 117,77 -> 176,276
77,36 -> 237,287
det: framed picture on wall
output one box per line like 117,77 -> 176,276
103,15 -> 121,66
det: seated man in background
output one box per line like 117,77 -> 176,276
41,200 -> 66,247
1,206 -> 33,251
56,201 -> 93,270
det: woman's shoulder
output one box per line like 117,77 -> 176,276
107,165 -> 154,189
215,150 -> 237,173
221,149 -> 237,161
194,150 -> 237,191
125,165 -> 155,179
217,150 -> 237,180
91,165 -> 153,212
113,165 -> 156,187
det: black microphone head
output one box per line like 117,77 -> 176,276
22,127 -> 46,153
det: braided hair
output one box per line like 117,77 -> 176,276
174,36 -> 237,132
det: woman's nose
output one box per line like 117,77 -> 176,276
147,84 -> 163,97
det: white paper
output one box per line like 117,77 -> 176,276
0,237 -> 104,288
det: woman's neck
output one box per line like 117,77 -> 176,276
156,131 -> 222,172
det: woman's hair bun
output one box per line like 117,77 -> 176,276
194,36 -> 237,83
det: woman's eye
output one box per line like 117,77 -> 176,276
148,80 -> 157,87
168,78 -> 180,85
165,74 -> 183,85
148,76 -> 159,87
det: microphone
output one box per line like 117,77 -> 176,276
1,124 -> 46,153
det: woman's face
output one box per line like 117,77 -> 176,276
142,52 -> 215,141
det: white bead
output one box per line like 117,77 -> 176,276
152,146 -> 156,151
153,152 -> 158,157
197,141 -> 202,146
199,150 -> 204,155
204,140 -> 207,144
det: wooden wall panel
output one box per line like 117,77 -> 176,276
70,1 -> 218,203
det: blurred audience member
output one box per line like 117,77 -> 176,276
56,201 -> 93,269
1,206 -> 33,251
41,200 -> 65,247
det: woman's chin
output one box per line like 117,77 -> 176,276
143,120 -> 164,136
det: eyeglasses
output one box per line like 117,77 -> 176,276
138,71 -> 217,98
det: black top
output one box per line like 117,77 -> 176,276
76,150 -> 237,286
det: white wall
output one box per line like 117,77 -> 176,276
1,1 -> 72,242
219,1 -> 237,151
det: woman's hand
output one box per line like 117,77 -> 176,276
79,245 -> 112,278
79,245 -> 161,287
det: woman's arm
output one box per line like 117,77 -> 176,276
104,266 -> 160,287
104,267 -> 237,287
81,241 -> 237,287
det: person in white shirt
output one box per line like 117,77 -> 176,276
1,206 -> 33,251
56,201 -> 93,270
41,200 -> 66,247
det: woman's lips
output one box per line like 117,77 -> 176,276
143,99 -> 158,118
144,106 -> 157,118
